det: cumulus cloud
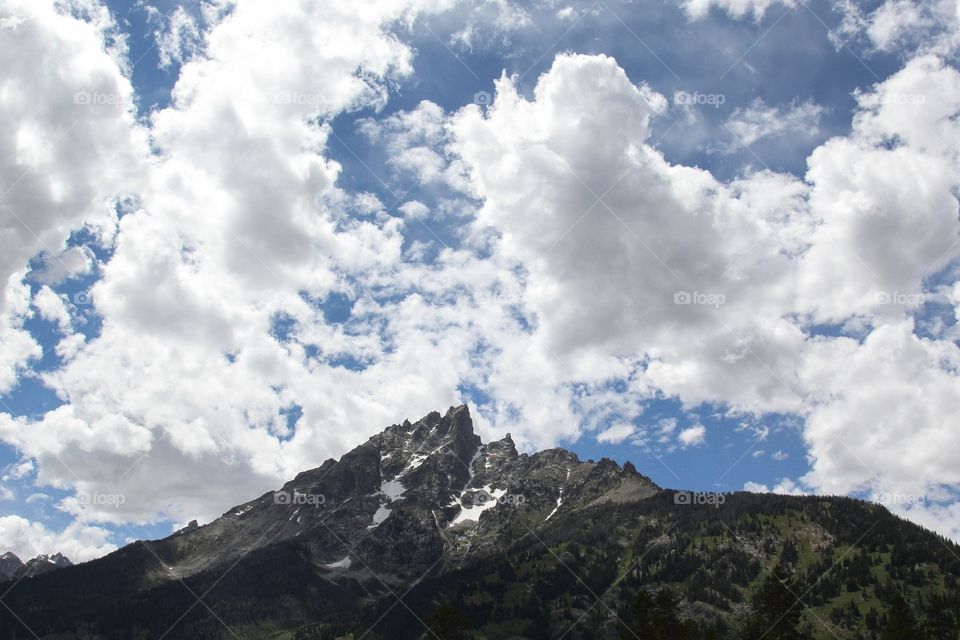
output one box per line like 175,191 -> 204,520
800,321 -> 960,497
452,54 -> 812,415
29,246 -> 96,286
0,0 -> 146,315
32,285 -> 71,328
0,0 -> 146,398
597,423 -> 636,444
0,515 -> 116,562
0,0 -> 478,533
0,277 -> 41,395
358,100 -> 454,185
678,424 -> 707,446
449,52 -> 960,536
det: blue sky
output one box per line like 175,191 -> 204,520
0,0 -> 959,559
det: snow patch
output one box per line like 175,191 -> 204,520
380,479 -> 406,501
367,504 -> 392,529
446,448 -> 482,507
449,485 -> 507,526
545,468 -> 571,522
367,477 -> 405,529
397,443 -> 448,478
323,555 -> 352,569
544,494 -> 562,522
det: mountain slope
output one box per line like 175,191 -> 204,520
1,406 -> 958,640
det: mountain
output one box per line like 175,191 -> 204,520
0,551 -> 71,580
0,552 -> 23,579
1,405 -> 958,640
13,552 -> 72,578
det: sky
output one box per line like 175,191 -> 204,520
0,0 -> 958,562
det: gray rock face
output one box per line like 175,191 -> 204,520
154,405 -> 659,583
0,552 -> 23,579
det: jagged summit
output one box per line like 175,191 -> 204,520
84,405 -> 659,582
0,552 -> 22,579
0,551 -> 71,579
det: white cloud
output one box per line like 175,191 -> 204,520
449,51 -> 960,536
834,0 -> 958,55
0,0 -> 577,537
795,56 -> 960,324
0,0 -> 146,392
452,54 -> 814,415
722,98 -> 824,151
2,458 -> 32,481
399,200 -> 431,220
30,246 -> 96,285
358,100 -> 466,188
33,285 -> 71,328
743,478 -> 806,495
149,4 -> 202,69
597,423 -> 635,444
449,0 -> 531,50
867,0 -> 935,50
0,515 -> 116,562
0,0 -> 146,315
799,320 -> 960,499
681,0 -> 795,21
678,424 -> 707,446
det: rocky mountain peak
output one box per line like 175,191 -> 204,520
485,432 -> 518,458
127,406 -> 660,584
0,552 -> 23,579
1,551 -> 72,580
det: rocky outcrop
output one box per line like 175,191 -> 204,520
0,552 -> 22,579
